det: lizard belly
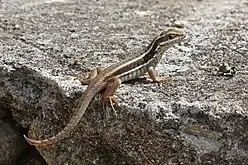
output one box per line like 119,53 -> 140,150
119,66 -> 147,82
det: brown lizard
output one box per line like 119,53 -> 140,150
24,28 -> 185,147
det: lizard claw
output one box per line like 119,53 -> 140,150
102,95 -> 118,118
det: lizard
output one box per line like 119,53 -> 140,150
24,28 -> 186,147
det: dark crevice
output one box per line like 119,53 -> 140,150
14,146 -> 48,165
0,103 -> 47,165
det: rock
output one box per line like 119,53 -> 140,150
0,0 -> 248,165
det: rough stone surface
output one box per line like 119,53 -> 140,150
0,0 -> 248,165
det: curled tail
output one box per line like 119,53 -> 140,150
24,83 -> 103,147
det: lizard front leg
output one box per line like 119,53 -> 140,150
148,66 -> 170,83
79,67 -> 104,84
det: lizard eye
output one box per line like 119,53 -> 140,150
168,34 -> 175,40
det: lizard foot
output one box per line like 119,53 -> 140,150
152,76 -> 171,84
78,77 -> 92,85
102,95 -> 118,118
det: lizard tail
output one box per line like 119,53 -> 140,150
24,82 -> 104,147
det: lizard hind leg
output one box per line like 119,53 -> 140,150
101,76 -> 121,117
79,67 -> 104,85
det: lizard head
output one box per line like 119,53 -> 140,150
156,28 -> 185,47
147,28 -> 185,58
